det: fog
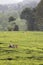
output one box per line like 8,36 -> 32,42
0,0 -> 40,4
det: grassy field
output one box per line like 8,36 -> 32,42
0,31 -> 43,65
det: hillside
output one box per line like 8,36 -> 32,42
0,32 -> 43,65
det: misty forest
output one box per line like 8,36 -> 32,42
0,0 -> 43,31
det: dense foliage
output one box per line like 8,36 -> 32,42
0,0 -> 43,31
36,0 -> 43,31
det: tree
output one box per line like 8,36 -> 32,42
7,21 -> 19,31
13,24 -> 19,31
8,16 -> 16,22
36,0 -> 43,18
20,8 -> 36,30
36,0 -> 43,31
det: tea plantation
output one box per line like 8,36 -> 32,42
0,32 -> 43,65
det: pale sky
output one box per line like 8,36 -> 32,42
0,0 -> 40,4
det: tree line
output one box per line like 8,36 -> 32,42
0,0 -> 43,31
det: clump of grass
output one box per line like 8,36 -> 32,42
25,49 -> 33,54
0,42 -> 4,44
39,64 -> 43,65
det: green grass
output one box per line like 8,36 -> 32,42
0,31 -> 43,65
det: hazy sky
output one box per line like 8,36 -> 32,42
0,0 -> 40,4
